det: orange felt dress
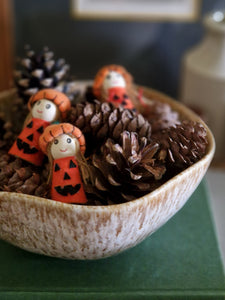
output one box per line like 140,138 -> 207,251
107,87 -> 135,110
51,156 -> 87,204
9,118 -> 50,166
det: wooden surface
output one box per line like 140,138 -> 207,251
0,0 -> 14,91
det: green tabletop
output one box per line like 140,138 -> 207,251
0,180 -> 224,299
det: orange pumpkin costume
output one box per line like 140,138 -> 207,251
39,123 -> 87,204
9,118 -> 50,166
8,89 -> 71,166
51,156 -> 87,203
107,87 -> 134,110
93,64 -> 135,110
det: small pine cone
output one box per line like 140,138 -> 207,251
16,173 -> 40,195
14,45 -> 78,103
2,121 -> 19,149
0,153 -> 11,168
66,100 -> 152,152
86,131 -> 166,203
0,153 -> 50,197
34,182 -> 50,198
152,120 -> 208,169
0,157 -> 23,189
0,111 -> 22,151
143,100 -> 180,134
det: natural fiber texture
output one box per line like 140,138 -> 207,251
66,100 -> 152,152
85,131 -> 166,203
152,120 -> 208,169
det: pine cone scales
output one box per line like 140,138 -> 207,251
0,112 -> 22,150
14,46 -> 77,102
87,131 -> 166,202
66,100 -> 152,144
153,120 -> 208,169
143,101 -> 180,134
0,153 -> 50,198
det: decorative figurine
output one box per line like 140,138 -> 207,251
39,123 -> 87,204
8,89 -> 71,166
93,65 -> 135,110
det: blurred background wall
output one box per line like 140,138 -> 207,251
13,0 -> 225,98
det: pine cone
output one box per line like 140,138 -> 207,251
152,120 -> 208,169
142,100 -> 180,134
0,112 -> 21,151
86,131 -> 166,203
14,45 -> 78,103
0,153 -> 50,198
66,100 -> 152,153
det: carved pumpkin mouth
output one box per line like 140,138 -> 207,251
55,184 -> 81,196
16,138 -> 38,154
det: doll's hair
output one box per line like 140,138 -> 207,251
93,65 -> 133,99
39,123 -> 90,185
39,123 -> 86,155
28,89 -> 71,119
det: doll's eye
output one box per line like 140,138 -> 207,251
117,73 -> 121,77
54,139 -> 59,145
46,104 -> 51,109
67,138 -> 72,143
106,74 -> 111,80
37,101 -> 41,105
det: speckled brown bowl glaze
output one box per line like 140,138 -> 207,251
0,86 -> 215,259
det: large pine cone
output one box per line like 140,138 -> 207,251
14,45 -> 78,103
152,120 -> 208,169
66,100 -> 152,153
86,131 -> 166,203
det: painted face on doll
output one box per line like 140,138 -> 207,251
50,134 -> 80,160
102,71 -> 126,91
31,99 -> 59,122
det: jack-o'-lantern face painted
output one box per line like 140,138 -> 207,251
39,123 -> 87,204
31,99 -> 59,122
50,134 -> 80,160
8,89 -> 71,167
102,71 -> 126,91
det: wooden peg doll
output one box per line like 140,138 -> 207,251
8,89 -> 71,166
39,123 -> 87,204
93,64 -> 136,110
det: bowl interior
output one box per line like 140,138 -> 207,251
0,86 -> 215,259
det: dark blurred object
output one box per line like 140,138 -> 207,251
14,45 -> 78,103
0,0 -> 14,91
181,11 -> 225,162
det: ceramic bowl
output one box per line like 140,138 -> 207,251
0,87 -> 215,259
